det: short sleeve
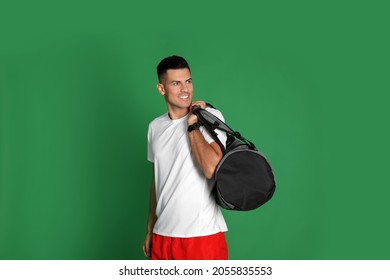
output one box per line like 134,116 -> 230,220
199,108 -> 227,148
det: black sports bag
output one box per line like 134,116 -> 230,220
193,104 -> 276,211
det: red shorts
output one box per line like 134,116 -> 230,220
151,232 -> 228,260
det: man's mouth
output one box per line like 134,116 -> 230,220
179,95 -> 189,99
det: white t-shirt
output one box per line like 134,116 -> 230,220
147,108 -> 228,237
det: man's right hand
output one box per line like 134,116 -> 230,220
142,232 -> 152,258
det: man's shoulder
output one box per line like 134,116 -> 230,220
205,106 -> 225,122
149,112 -> 169,127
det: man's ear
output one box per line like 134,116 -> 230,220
157,83 -> 165,96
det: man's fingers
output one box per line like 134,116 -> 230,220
191,101 -> 206,109
142,244 -> 150,258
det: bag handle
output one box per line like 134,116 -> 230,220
192,105 -> 225,153
192,104 -> 256,153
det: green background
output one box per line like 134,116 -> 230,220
1,0 -> 389,259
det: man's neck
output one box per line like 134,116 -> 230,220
167,106 -> 190,120
168,108 -> 189,120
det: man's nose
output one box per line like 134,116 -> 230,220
181,83 -> 188,92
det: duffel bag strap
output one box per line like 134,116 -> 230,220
192,105 -> 256,152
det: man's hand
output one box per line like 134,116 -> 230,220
142,232 -> 152,258
188,101 -> 206,125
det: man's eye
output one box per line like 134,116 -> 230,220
186,80 -> 192,84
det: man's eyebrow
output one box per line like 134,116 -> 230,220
170,78 -> 192,84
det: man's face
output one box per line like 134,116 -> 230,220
157,68 -> 193,115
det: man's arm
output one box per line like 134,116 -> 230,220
188,102 -> 223,179
142,165 -> 157,258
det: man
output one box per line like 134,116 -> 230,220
142,55 -> 228,260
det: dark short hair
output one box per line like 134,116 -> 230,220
157,55 -> 191,83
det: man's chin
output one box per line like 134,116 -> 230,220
178,99 -> 192,107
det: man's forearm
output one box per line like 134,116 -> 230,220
188,130 -> 223,179
147,170 -> 157,234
